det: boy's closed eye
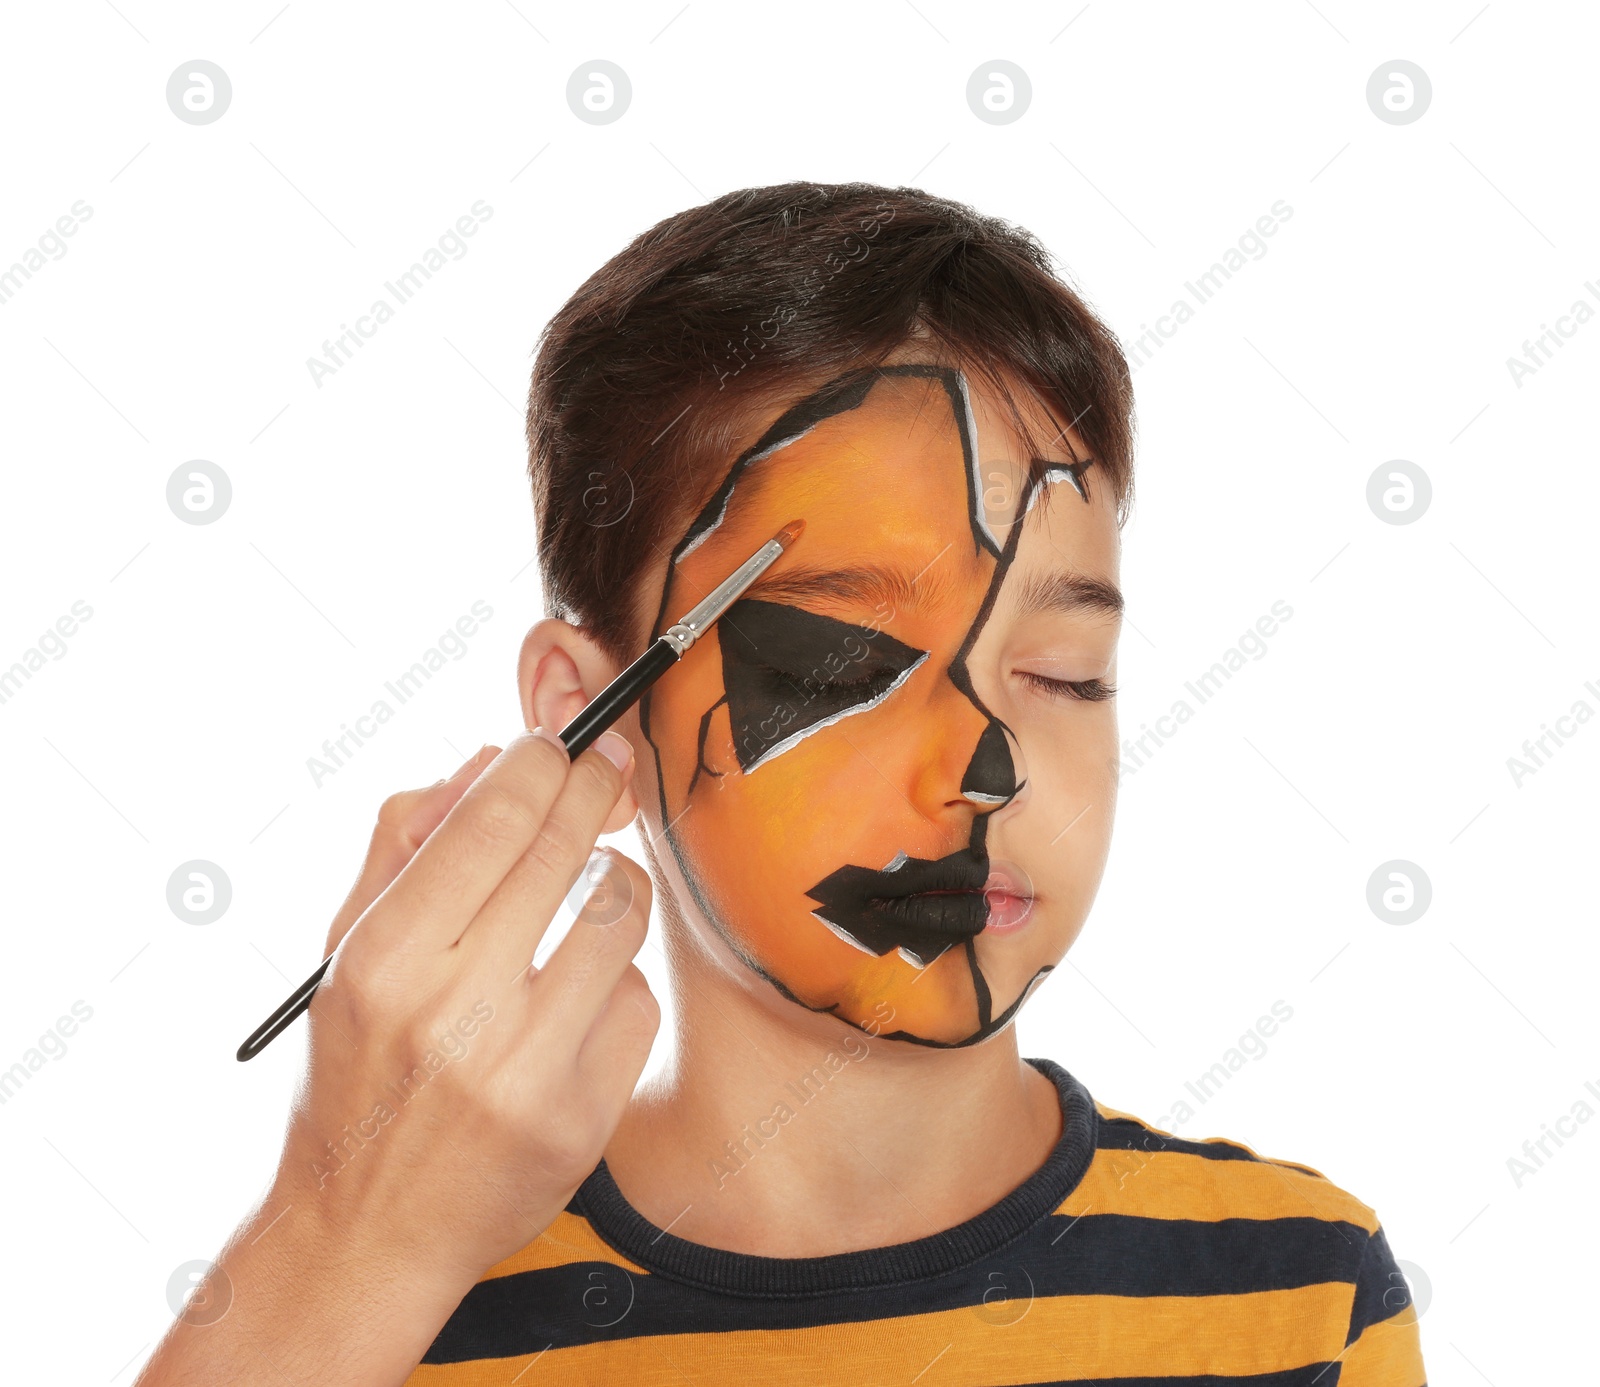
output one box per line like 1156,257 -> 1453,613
1015,670 -> 1118,703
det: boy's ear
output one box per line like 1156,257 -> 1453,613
517,618 -> 639,832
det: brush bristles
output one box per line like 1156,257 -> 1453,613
773,518 -> 805,550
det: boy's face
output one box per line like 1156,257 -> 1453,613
639,363 -> 1120,1047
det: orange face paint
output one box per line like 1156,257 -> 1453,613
640,365 -> 1095,1046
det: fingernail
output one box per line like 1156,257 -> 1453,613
531,726 -> 569,758
594,731 -> 634,772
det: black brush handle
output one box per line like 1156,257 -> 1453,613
235,637 -> 679,1062
557,638 -> 676,756
235,956 -> 332,1062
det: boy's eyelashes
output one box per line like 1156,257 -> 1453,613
748,661 -> 1117,703
1015,670 -> 1118,703
754,662 -> 899,694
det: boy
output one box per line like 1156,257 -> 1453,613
138,182 -> 1425,1385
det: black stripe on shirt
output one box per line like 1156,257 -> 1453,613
423,1213 -> 1368,1363
1344,1225 -> 1413,1345
1096,1116 -> 1323,1174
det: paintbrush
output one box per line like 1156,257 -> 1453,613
236,518 -> 805,1062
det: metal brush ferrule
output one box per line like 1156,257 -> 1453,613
661,623 -> 697,656
661,535 -> 786,656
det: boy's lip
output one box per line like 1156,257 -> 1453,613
805,850 -> 1036,964
807,847 -> 987,965
982,861 -> 1035,933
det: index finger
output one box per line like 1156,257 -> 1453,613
458,732 -> 637,978
356,728 -> 575,951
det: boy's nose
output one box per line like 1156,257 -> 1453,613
904,675 -> 1026,827
961,719 -> 1018,806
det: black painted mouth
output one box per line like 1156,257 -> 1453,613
806,847 -> 989,967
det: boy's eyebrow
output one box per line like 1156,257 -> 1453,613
1009,568 -> 1124,621
745,563 -> 936,614
743,562 -> 1123,622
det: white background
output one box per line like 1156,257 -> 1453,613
2,1 -> 1594,1380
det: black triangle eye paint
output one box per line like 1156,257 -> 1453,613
717,598 -> 927,773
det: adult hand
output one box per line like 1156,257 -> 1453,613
138,728 -> 657,1387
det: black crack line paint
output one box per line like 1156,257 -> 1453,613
687,694 -> 727,795
875,963 -> 1056,1049
639,363 -> 1052,1048
929,447 -> 1036,1041
672,368 -> 879,562
964,936 -> 993,1032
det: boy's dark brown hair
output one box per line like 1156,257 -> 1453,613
525,180 -> 1134,660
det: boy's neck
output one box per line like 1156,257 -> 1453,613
601,963 -> 1064,1259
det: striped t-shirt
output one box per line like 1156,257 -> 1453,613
407,1057 -> 1426,1385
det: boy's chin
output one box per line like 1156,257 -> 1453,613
684,890 -> 1056,1047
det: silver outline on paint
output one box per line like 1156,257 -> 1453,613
739,649 -> 931,776
1024,462 -> 1090,516
674,422 -> 823,560
811,910 -> 880,956
958,378 -> 1003,553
